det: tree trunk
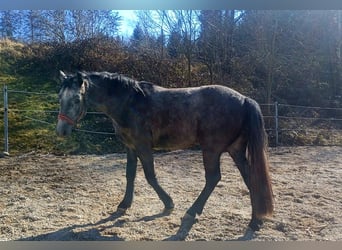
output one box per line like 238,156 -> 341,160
266,16 -> 278,115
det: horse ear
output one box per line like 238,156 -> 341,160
59,70 -> 67,82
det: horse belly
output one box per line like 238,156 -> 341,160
152,123 -> 197,150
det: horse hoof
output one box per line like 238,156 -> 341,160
171,213 -> 197,241
237,227 -> 256,241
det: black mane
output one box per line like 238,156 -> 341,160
104,73 -> 146,98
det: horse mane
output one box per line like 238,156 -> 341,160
88,71 -> 146,99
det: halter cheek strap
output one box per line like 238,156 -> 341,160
58,113 -> 76,126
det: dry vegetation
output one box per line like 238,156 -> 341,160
0,146 -> 341,241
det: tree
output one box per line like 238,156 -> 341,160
74,10 -> 121,39
234,11 -> 283,106
25,10 -> 43,43
130,23 -> 145,51
0,11 -> 16,39
33,10 -> 68,43
15,10 -> 122,43
176,10 -> 199,85
197,10 -> 243,84
167,29 -> 182,58
197,10 -> 224,84
136,10 -> 200,85
134,10 -> 167,59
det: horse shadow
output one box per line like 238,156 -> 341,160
19,211 -> 126,241
18,209 -> 255,241
17,210 -> 190,241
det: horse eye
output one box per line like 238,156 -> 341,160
74,98 -> 81,104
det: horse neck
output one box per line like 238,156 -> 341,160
85,83 -> 110,113
86,80 -> 135,121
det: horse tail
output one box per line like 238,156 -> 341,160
244,98 -> 274,219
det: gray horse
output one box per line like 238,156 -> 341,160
56,71 -> 273,239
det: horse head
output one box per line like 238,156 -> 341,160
56,70 -> 88,136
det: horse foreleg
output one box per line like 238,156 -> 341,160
138,148 -> 174,214
117,148 -> 138,212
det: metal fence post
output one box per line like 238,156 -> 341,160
275,101 -> 279,147
3,85 -> 9,154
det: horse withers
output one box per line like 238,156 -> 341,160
56,71 -> 274,239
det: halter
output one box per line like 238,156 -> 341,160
58,113 -> 76,126
58,97 -> 87,126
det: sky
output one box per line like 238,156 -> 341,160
117,10 -> 138,37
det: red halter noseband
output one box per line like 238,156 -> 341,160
58,113 -> 76,126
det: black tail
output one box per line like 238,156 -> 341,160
244,98 -> 274,219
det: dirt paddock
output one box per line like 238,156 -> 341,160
0,146 -> 341,241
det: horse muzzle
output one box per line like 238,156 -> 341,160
56,114 -> 74,137
56,121 -> 73,137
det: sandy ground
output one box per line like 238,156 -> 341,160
0,146 -> 341,241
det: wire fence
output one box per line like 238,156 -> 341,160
1,85 -> 342,154
260,102 -> 342,146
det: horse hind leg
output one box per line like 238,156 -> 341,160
171,150 -> 222,240
228,141 -> 250,190
228,141 -> 264,232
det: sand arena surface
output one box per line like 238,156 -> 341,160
0,147 -> 341,241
